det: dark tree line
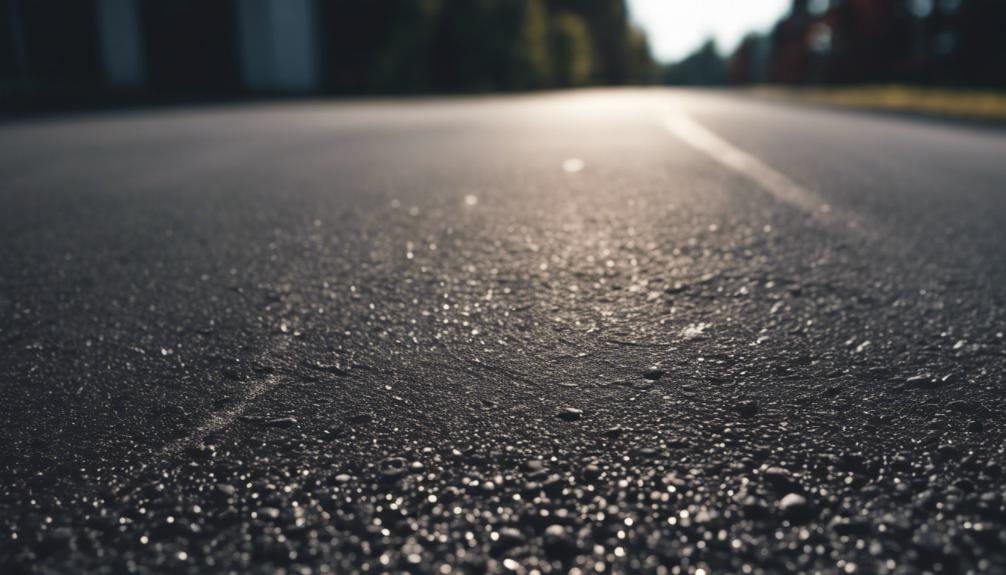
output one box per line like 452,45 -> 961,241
666,0 -> 1006,88
0,0 -> 656,108
321,0 -> 656,94
663,40 -> 727,86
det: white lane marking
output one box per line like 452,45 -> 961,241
664,111 -> 830,216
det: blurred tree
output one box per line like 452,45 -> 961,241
586,0 -> 630,85
371,0 -> 442,92
547,0 -> 655,85
508,0 -> 551,90
550,10 -> 593,87
767,0 -> 812,83
728,33 -> 769,85
432,0 -> 503,91
664,40 -> 726,86
2,0 -> 657,109
321,1 -> 398,93
625,25 -> 655,84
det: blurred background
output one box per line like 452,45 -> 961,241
1,0 -> 1004,113
667,0 -> 1006,87
0,0 -> 654,111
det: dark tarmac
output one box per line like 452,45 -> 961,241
1,89 -> 1005,573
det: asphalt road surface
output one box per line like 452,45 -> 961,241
2,89 -> 1005,574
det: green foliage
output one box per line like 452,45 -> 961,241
551,11 -> 593,87
322,0 -> 654,94
370,0 -> 442,92
626,26 -> 656,84
509,0 -> 552,90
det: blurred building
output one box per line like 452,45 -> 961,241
237,0 -> 319,93
97,0 -> 145,89
1,0 -> 321,104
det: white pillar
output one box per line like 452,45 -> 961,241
96,0 -> 145,89
237,0 -> 319,94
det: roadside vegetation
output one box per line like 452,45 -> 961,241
755,85 -> 1006,121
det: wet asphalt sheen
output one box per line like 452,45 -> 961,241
2,89 -> 1006,573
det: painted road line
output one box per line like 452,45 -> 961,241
664,111 -> 831,216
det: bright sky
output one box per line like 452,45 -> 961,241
627,0 -> 792,63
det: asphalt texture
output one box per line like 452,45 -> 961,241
2,88 -> 1006,574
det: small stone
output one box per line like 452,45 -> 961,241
379,457 -> 409,480
582,464 -> 602,481
762,467 -> 800,491
643,366 -> 665,381
829,516 -> 871,536
542,524 -> 579,559
556,407 -> 583,421
736,400 -> 759,418
665,282 -> 687,294
634,447 -> 659,458
215,483 -> 236,497
966,420 -> 984,433
312,361 -> 348,376
544,524 -> 567,537
954,478 -> 975,492
493,527 -> 526,553
521,481 -> 542,496
777,493 -> 815,522
664,436 -> 689,448
524,459 -> 547,473
257,507 -> 281,520
934,444 -> 961,465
